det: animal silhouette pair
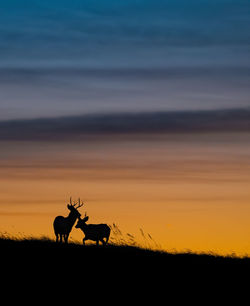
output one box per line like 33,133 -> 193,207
53,197 -> 110,245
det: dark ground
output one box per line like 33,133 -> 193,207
1,236 -> 249,298
2,236 -> 250,269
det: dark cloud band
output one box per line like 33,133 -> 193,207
0,108 -> 249,141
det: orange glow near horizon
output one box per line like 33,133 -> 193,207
0,133 -> 250,256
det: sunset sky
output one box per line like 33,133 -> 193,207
0,0 -> 250,255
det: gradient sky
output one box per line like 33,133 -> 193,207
0,0 -> 249,119
0,0 -> 250,255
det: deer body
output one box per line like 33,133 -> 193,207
53,198 -> 83,243
53,213 -> 78,243
75,217 -> 110,245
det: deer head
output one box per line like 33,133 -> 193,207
67,197 -> 84,218
75,212 -> 89,228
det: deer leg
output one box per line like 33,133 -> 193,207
96,240 -> 99,246
100,239 -> 105,246
59,234 -> 63,243
55,233 -> 59,243
64,234 -> 69,243
105,235 -> 110,245
82,238 -> 86,245
66,234 -> 69,243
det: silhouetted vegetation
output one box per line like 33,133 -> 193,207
2,235 -> 250,265
2,233 -> 250,294
3,232 -> 250,302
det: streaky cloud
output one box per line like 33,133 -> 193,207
0,108 -> 249,141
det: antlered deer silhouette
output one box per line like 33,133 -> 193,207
75,213 -> 111,246
53,197 -> 83,243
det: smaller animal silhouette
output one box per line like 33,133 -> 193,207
53,197 -> 83,243
75,214 -> 111,246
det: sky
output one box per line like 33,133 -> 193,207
0,0 -> 249,119
0,0 -> 250,255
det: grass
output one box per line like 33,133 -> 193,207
108,223 -> 162,250
2,233 -> 250,293
1,234 -> 250,264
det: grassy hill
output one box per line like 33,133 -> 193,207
2,236 -> 250,295
2,235 -> 250,266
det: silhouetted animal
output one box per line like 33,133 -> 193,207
53,197 -> 83,243
75,215 -> 111,246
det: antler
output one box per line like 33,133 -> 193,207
75,197 -> 84,209
70,196 -> 78,207
72,199 -> 78,207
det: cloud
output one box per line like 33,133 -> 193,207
0,0 -> 249,69
0,108 -> 249,141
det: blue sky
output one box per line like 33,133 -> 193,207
0,0 -> 249,119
